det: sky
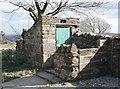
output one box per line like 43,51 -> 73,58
0,0 -> 119,35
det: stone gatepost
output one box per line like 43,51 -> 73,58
70,43 -> 79,79
54,43 -> 79,81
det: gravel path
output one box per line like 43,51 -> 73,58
50,76 -> 120,87
3,74 -> 120,89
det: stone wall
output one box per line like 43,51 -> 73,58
72,33 -> 102,48
53,44 -> 79,81
22,17 -> 43,67
53,44 -> 110,81
53,36 -> 120,81
20,16 -> 80,68
41,17 -> 56,68
42,16 -> 80,26
110,38 -> 120,77
78,47 -> 110,80
41,16 -> 79,68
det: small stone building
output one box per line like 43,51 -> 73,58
21,16 -> 80,67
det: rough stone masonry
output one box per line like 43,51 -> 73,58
19,16 -> 79,68
53,43 -> 79,81
53,43 -> 109,81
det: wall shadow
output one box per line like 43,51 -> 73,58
76,38 -> 111,80
42,37 -> 71,69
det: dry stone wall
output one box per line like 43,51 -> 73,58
53,44 -> 79,81
110,38 -> 120,77
45,34 -> 120,81
53,44 -> 110,81
72,33 -> 102,48
53,36 -> 120,81
21,17 -> 43,67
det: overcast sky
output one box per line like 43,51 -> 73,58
0,0 -> 119,35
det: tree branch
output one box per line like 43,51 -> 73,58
34,0 -> 42,16
66,7 -> 89,16
68,2 -> 105,8
30,13 -> 36,21
8,0 -> 106,22
9,1 -> 34,12
2,7 -> 20,13
41,0 -> 50,14
32,12 -> 38,19
46,1 -> 68,16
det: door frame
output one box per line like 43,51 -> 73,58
55,26 -> 72,48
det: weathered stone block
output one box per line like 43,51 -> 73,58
97,39 -> 107,47
71,43 -> 78,53
79,48 -> 98,56
80,55 -> 93,63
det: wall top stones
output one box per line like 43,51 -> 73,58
42,16 -> 80,27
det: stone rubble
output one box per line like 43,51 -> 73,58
53,43 -> 79,81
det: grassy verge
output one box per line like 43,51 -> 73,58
2,64 -> 38,82
2,75 -> 19,83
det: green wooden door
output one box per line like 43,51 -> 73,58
56,27 -> 70,47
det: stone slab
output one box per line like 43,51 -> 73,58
45,69 -> 61,78
36,71 -> 62,83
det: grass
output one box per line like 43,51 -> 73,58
2,64 -> 38,83
2,75 -> 19,82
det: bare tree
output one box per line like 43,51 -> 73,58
96,18 -> 111,34
80,16 -> 111,34
80,17 -> 96,33
4,0 -> 107,22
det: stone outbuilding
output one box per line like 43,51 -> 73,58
21,16 -> 80,68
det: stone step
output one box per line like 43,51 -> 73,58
45,69 -> 63,80
35,71 -> 62,84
